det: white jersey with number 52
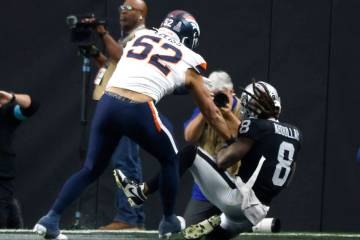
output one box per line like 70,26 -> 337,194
107,28 -> 207,103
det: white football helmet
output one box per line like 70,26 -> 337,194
240,81 -> 281,119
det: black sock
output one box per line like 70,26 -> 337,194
146,145 -> 197,195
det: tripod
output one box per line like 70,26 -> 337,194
71,57 -> 95,229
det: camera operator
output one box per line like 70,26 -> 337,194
79,0 -> 148,230
183,70 -> 241,226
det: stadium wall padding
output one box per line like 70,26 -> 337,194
1,0 -> 359,231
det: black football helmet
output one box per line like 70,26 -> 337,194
160,10 -> 200,49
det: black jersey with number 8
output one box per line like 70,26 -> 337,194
237,118 -> 302,205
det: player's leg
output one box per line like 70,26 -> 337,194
189,148 -> 240,214
34,94 -> 122,239
111,137 -> 144,229
125,102 -> 184,237
114,144 -> 198,209
184,148 -> 269,239
183,197 -> 221,226
145,144 -> 197,196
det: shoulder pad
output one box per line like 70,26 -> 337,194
183,49 -> 207,74
238,118 -> 268,141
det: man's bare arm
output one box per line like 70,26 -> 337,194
101,33 -> 123,62
184,112 -> 206,143
91,25 -> 123,68
0,91 -> 31,108
186,69 -> 232,140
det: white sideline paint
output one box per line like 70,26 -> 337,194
0,229 -> 360,238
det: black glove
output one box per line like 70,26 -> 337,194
78,44 -> 100,58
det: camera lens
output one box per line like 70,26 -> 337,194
66,15 -> 78,28
213,92 -> 229,108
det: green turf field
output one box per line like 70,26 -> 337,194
0,230 -> 360,240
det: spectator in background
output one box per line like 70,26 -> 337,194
182,71 -> 241,225
0,90 -> 38,228
81,0 -> 148,230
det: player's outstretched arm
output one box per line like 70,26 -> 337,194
185,69 -> 232,140
217,137 -> 254,170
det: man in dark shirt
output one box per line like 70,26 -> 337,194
0,90 -> 38,228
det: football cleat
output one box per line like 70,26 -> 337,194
182,215 -> 221,239
113,169 -> 147,208
159,215 -> 186,239
33,215 -> 68,240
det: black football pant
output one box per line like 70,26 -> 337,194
0,179 -> 23,228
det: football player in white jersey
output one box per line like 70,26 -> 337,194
33,10 -> 233,240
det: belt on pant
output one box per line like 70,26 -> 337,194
105,91 -> 139,103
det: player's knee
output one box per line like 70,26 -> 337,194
179,145 -> 197,167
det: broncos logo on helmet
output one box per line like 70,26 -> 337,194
160,10 -> 200,49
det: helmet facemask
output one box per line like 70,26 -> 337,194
239,80 -> 281,120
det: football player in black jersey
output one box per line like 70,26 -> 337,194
114,80 -> 302,240
182,80 -> 302,239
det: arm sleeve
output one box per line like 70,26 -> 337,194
13,98 -> 39,121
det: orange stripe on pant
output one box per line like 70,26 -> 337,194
148,101 -> 162,132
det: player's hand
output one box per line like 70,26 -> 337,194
0,91 -> 13,107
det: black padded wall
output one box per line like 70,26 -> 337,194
1,0 -> 359,232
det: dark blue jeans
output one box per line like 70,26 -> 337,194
111,137 -> 144,226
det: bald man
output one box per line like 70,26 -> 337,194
91,0 -> 148,74
91,0 -> 148,231
89,0 -> 148,231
